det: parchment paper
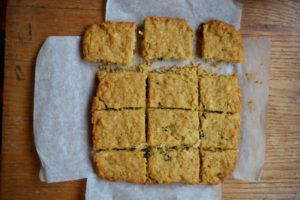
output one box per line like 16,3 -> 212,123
233,38 -> 271,180
86,177 -> 221,200
34,37 -> 97,182
106,0 -> 242,30
33,0 -> 271,199
107,0 -> 242,69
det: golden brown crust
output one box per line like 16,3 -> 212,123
148,109 -> 199,147
200,113 -> 240,150
201,20 -> 244,63
201,150 -> 238,184
93,150 -> 147,183
95,71 -> 146,109
142,16 -> 193,60
92,110 -> 145,150
91,97 -> 106,112
148,148 -> 200,184
199,75 -> 241,112
148,68 -> 198,109
83,22 -> 136,64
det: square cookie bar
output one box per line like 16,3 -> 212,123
201,150 -> 238,184
148,109 -> 199,147
142,16 -> 193,60
93,150 -> 147,183
93,71 -> 146,110
83,22 -> 136,64
92,109 -> 145,150
201,20 -> 244,63
199,75 -> 241,112
148,68 -> 198,109
148,148 -> 200,184
200,113 -> 240,150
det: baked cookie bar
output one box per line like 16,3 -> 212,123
90,64 -> 240,185
199,75 -> 241,112
148,148 -> 200,184
142,16 -> 193,60
92,71 -> 146,110
93,150 -> 147,183
83,22 -> 136,64
201,20 -> 244,63
201,150 -> 238,184
200,113 -> 240,150
148,68 -> 198,109
148,109 -> 199,147
92,109 -> 145,150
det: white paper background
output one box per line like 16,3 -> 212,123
33,0 -> 271,199
86,176 -> 221,200
233,38 -> 271,180
106,0 -> 242,30
34,37 -> 97,182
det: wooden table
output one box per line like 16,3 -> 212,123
1,0 -> 300,199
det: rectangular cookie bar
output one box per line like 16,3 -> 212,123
199,75 -> 241,112
92,109 -> 145,150
93,71 -> 146,110
148,68 -> 198,109
148,109 -> 199,147
83,22 -> 136,64
200,112 -> 240,150
201,150 -> 238,184
201,20 -> 244,63
148,148 -> 200,184
93,150 -> 147,183
142,16 -> 193,60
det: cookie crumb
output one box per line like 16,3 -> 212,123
255,80 -> 263,84
248,99 -> 255,112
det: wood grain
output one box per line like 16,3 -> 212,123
1,0 -> 300,199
